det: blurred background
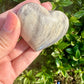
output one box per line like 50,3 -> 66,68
0,0 -> 84,84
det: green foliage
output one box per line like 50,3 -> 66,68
0,0 -> 84,84
74,10 -> 84,19
59,0 -> 73,7
13,0 -> 24,3
0,0 -> 2,3
14,70 -> 36,84
81,31 -> 84,38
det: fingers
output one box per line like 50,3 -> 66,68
0,11 -> 20,59
8,1 -> 52,61
12,0 -> 52,13
12,48 -> 41,76
9,39 -> 29,61
41,2 -> 52,10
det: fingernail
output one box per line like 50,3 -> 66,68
2,11 -> 18,33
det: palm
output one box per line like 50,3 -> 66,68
0,43 -> 40,84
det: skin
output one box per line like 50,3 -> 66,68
0,0 -> 52,84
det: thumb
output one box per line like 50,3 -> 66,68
0,11 -> 20,59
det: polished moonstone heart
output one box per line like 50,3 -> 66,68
17,3 -> 69,51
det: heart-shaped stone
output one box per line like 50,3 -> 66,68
17,3 -> 69,51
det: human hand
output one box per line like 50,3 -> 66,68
0,0 -> 52,84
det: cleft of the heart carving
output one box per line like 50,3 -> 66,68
17,3 -> 69,51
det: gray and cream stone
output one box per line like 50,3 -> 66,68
17,3 -> 69,51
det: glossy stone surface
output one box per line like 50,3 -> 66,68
17,3 -> 69,51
